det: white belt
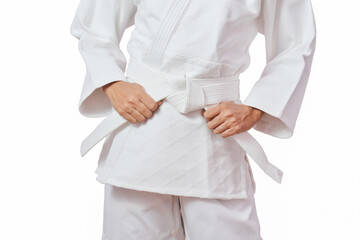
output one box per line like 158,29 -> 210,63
80,58 -> 283,184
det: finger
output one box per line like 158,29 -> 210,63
129,108 -> 146,122
134,99 -> 153,118
139,93 -> 159,111
220,127 -> 235,138
201,109 -> 205,117
207,113 -> 225,130
213,120 -> 230,134
203,104 -> 222,121
118,111 -> 138,124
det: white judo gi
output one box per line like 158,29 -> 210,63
70,0 -> 316,238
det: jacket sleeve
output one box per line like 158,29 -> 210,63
243,0 -> 317,138
70,0 -> 137,118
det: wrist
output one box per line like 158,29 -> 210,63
247,105 -> 264,119
102,80 -> 126,91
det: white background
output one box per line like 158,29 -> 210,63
0,0 -> 359,239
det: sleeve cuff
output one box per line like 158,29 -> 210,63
243,95 -> 296,139
78,71 -> 128,118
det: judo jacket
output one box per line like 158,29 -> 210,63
70,0 -> 316,199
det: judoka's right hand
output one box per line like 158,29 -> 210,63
102,80 -> 162,124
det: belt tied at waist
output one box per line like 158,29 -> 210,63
80,58 -> 284,184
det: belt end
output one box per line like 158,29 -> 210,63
80,142 -> 89,157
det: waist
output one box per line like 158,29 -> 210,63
126,57 -> 241,114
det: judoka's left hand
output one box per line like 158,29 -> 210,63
202,101 -> 264,138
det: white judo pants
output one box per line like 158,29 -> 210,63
101,178 -> 262,240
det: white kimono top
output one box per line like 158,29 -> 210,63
70,0 -> 316,199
